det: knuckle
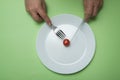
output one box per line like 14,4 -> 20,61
26,8 -> 31,12
26,8 -> 33,12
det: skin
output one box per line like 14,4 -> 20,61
84,0 -> 103,22
25,0 -> 103,24
25,0 -> 51,25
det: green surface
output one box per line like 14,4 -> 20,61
0,0 -> 120,80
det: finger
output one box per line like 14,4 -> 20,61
83,0 -> 87,10
42,0 -> 47,12
30,11 -> 43,22
84,6 -> 93,22
38,8 -> 51,26
85,14 -> 91,22
92,0 -> 102,17
36,13 -> 43,21
92,6 -> 98,17
84,0 -> 90,21
99,0 -> 103,8
84,0 -> 94,22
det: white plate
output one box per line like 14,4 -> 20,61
36,14 -> 95,74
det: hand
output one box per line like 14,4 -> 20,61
84,0 -> 103,22
25,0 -> 51,25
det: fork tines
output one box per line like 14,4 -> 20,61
56,30 -> 66,39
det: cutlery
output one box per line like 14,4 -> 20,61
71,20 -> 85,41
50,24 -> 66,40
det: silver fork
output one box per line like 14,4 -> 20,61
50,24 -> 66,39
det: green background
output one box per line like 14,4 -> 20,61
0,0 -> 120,80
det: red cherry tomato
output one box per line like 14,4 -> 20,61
63,39 -> 70,47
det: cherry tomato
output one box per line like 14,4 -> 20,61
63,39 -> 70,47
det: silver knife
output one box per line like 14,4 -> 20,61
71,19 -> 85,41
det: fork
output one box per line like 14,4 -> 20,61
50,24 -> 66,40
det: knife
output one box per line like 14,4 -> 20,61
71,19 -> 85,41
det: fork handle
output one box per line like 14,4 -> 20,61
50,24 -> 57,30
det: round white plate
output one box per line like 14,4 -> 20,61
36,14 -> 95,74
